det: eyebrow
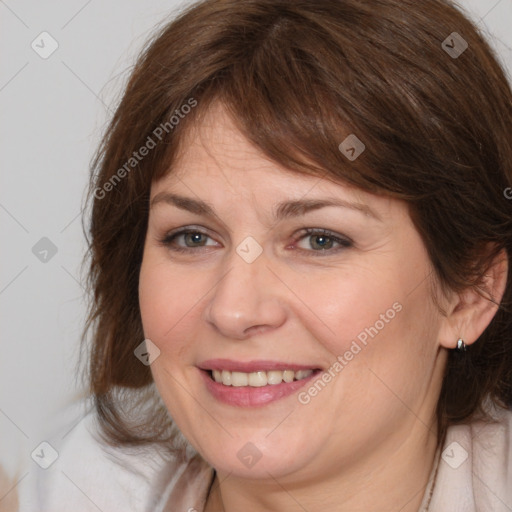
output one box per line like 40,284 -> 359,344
150,192 -> 381,221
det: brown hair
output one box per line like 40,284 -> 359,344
81,0 -> 512,452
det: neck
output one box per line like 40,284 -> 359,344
205,420 -> 439,512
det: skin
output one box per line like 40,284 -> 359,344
138,101 -> 507,511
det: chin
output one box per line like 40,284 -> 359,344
196,433 -> 320,480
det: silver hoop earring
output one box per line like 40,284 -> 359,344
456,338 -> 466,351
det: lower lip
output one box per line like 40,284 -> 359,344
199,369 -> 320,407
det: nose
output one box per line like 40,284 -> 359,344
204,247 -> 287,340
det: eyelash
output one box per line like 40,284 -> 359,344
158,227 -> 353,256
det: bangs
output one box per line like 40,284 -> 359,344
149,4 -> 433,199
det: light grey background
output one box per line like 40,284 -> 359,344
1,0 -> 511,487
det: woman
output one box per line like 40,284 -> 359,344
25,0 -> 512,510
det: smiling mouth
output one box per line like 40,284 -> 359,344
208,369 -> 321,387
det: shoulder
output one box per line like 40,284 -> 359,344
428,403 -> 512,512
467,403 -> 512,509
18,400 -> 211,512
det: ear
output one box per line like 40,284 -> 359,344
438,247 -> 508,349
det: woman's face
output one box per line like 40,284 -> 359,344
139,103 -> 448,482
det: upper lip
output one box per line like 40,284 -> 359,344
198,359 -> 321,373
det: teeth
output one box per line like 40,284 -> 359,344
210,369 -> 314,386
283,370 -> 295,383
295,370 -> 312,380
231,371 -> 248,387
221,370 -> 232,386
248,371 -> 267,387
267,370 -> 283,385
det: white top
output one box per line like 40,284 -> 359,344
19,401 -> 512,511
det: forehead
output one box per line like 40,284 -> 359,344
153,103 -> 345,194
149,102 -> 399,222
172,103 -> 290,181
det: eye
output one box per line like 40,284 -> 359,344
159,228 -> 218,253
158,226 -> 352,255
293,228 -> 352,255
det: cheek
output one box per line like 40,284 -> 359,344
321,279 -> 439,419
138,254 -> 202,354
301,265 -> 403,357
301,259 -> 438,406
